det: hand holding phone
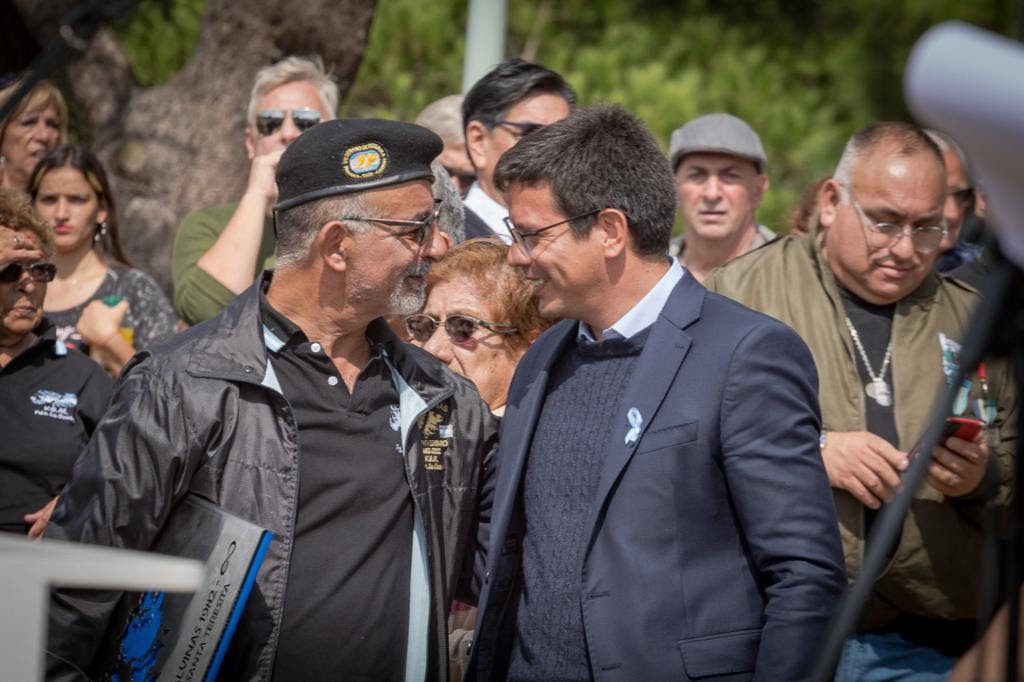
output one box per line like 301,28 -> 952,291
943,416 -> 984,444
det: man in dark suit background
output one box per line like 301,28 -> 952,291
469,104 -> 847,681
460,59 -> 575,241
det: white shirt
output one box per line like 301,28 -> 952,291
463,182 -> 512,243
578,258 -> 685,342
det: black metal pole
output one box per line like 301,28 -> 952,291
1004,347 -> 1024,681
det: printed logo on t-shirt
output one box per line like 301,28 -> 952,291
30,389 -> 78,423
55,324 -> 82,351
389,404 -> 401,432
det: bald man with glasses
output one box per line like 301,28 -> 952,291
706,121 -> 1017,680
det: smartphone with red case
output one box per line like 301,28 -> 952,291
943,416 -> 984,444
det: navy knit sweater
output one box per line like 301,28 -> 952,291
508,328 -> 650,681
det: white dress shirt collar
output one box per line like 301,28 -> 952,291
578,258 -> 685,342
463,182 -> 512,243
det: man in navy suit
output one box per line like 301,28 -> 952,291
468,104 -> 847,682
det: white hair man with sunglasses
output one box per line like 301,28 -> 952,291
706,121 -> 1016,680
172,55 -> 337,325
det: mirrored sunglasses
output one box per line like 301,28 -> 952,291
0,262 -> 57,283
255,108 -> 322,136
405,313 -> 518,345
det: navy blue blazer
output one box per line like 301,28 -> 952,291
469,274 -> 846,681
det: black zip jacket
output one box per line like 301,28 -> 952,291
45,275 -> 497,681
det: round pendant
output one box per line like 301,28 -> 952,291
865,379 -> 892,407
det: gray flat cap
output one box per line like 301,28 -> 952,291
668,113 -> 767,172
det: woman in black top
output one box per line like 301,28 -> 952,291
0,188 -> 112,536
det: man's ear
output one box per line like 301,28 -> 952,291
752,174 -> 769,209
464,120 -> 489,171
818,179 -> 843,230
317,221 -> 349,273
597,208 -> 629,259
244,126 -> 256,161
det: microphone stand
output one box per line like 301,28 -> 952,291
812,247 -> 1024,681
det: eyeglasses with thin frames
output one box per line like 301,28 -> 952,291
337,199 -> 443,247
0,261 -> 57,284
255,108 -> 322,136
405,313 -> 518,345
494,120 -> 545,139
843,188 -> 946,254
503,209 -> 602,256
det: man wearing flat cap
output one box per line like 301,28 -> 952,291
668,112 -> 777,282
45,120 -> 498,682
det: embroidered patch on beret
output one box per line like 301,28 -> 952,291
343,143 -> 388,179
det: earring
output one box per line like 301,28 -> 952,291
94,222 -> 108,243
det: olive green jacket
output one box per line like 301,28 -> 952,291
705,233 -> 1016,629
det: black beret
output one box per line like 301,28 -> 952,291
274,118 -> 443,211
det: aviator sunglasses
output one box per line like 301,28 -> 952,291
405,313 -> 518,345
255,108 -> 322,136
0,262 -> 57,283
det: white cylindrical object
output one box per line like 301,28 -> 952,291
904,22 -> 1024,268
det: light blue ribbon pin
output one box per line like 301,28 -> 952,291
625,407 -> 643,446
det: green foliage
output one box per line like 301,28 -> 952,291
111,0 -> 1016,232
344,0 -> 1015,233
341,1 -> 467,118
114,0 -> 205,87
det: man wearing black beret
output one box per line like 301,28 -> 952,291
45,119 -> 498,682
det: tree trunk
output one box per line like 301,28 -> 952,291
11,0 -> 376,293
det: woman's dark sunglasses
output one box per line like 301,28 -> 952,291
0,262 -> 57,283
255,108 -> 322,136
405,313 -> 518,345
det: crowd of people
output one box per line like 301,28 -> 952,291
0,51 -> 1015,682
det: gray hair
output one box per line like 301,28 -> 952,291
833,121 -> 944,187
924,129 -> 971,184
246,55 -> 338,127
416,95 -> 465,145
274,193 -> 369,266
432,160 -> 465,244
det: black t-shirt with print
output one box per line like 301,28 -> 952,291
0,326 -> 113,533
838,287 -> 897,542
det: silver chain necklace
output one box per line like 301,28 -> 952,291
844,316 -> 893,407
